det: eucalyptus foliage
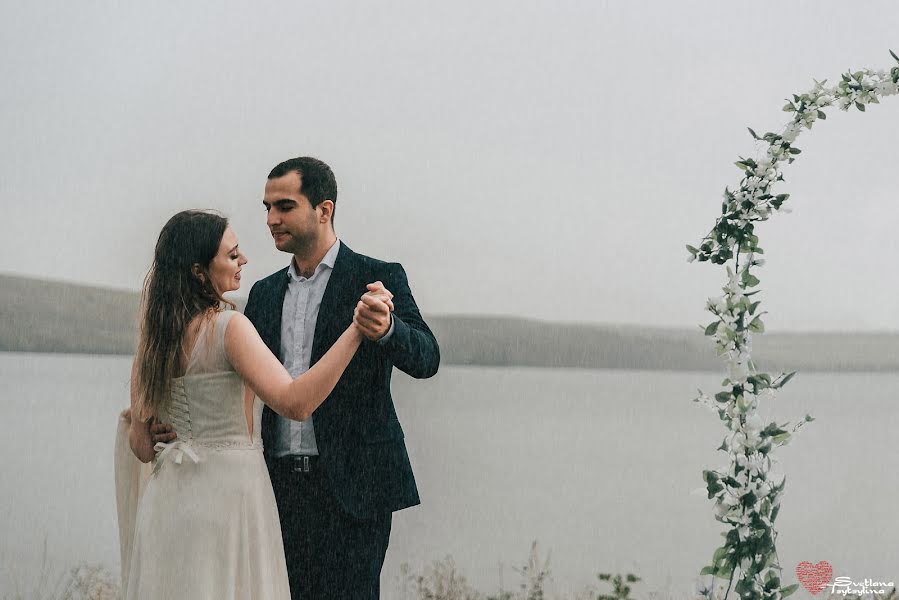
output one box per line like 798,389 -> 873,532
689,52 -> 899,600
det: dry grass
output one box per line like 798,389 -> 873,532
0,540 -> 118,600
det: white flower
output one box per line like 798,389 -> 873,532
781,127 -> 800,143
729,361 -> 749,382
745,176 -> 764,190
745,413 -> 764,433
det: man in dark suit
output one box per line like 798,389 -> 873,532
244,156 -> 440,599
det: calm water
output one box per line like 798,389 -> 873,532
0,353 -> 897,598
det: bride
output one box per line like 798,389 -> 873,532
116,210 -> 393,599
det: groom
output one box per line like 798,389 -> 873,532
245,156 -> 439,599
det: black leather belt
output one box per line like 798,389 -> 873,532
274,455 -> 319,473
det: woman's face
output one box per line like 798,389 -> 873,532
207,226 -> 247,294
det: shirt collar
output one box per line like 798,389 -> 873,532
287,239 -> 341,282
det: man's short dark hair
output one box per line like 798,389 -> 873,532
268,157 -> 338,226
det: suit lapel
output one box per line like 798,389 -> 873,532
311,242 -> 358,365
260,266 -> 289,454
262,267 -> 289,360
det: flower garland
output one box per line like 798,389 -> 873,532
688,52 -> 899,600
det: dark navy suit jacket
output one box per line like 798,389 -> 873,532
243,242 -> 440,519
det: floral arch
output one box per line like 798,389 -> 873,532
688,52 -> 899,600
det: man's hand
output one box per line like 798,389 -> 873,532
354,281 -> 395,342
150,419 -> 177,445
362,281 -> 394,312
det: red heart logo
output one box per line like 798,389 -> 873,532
796,561 -> 833,595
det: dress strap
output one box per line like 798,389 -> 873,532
215,310 -> 237,356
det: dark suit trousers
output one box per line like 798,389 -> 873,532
270,459 -> 392,600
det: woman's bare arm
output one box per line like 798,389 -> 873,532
224,312 -> 365,421
128,359 -> 156,463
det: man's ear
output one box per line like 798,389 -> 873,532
318,200 -> 335,225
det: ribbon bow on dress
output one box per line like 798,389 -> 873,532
152,440 -> 200,476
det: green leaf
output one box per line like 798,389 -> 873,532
705,321 -> 720,336
788,147 -> 801,154
687,244 -> 699,256
773,371 -> 797,389
783,584 -> 800,598
890,49 -> 899,63
700,566 -> 716,576
704,472 -> 724,498
749,316 -> 765,333
773,432 -> 791,444
749,301 -> 762,314
715,391 -> 731,403
817,110 -> 827,119
742,272 -> 761,287
856,101 -> 866,111
747,127 -> 760,140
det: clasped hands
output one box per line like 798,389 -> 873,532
354,281 -> 395,342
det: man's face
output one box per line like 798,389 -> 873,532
263,171 -> 322,255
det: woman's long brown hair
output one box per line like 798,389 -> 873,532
133,210 -> 236,421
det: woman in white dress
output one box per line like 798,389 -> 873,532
119,210 -> 392,599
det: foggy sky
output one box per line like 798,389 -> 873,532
2,1 -> 898,331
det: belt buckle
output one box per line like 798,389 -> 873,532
292,456 -> 310,473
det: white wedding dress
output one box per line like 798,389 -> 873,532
115,310 -> 291,599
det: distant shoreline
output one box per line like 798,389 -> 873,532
3,273 -> 898,372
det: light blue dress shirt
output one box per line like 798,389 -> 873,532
272,239 -> 395,457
